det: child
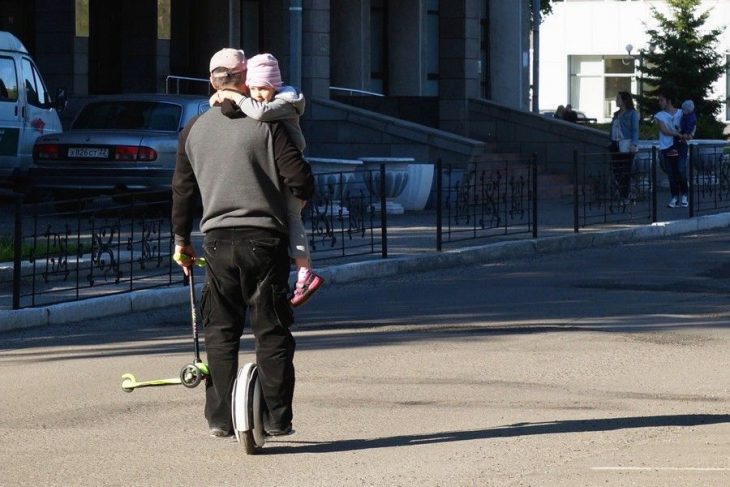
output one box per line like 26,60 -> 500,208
212,53 -> 323,307
678,99 -> 697,143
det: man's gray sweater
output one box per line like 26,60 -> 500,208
172,100 -> 314,245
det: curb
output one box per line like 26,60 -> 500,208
2,213 -> 729,333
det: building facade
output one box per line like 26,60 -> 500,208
0,0 -> 531,135
539,0 -> 730,123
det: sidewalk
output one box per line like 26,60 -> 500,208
2,193 -> 729,333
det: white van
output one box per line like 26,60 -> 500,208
0,31 -> 62,180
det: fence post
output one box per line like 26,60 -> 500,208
12,194 -> 22,310
688,145 -> 694,218
379,163 -> 388,259
573,150 -> 579,233
651,146 -> 657,223
436,158 -> 442,251
532,153 -> 538,238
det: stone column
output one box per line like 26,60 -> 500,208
438,0 -> 481,135
301,0 -> 330,100
488,0 -> 530,111
330,0 -> 369,92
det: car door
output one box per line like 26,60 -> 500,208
18,56 -> 61,170
0,55 -> 21,175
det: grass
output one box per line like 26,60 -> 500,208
0,235 -> 89,263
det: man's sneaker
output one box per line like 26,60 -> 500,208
290,270 -> 324,307
209,426 -> 233,438
265,423 -> 294,437
667,197 -> 678,208
680,195 -> 689,207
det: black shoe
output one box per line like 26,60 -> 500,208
265,423 -> 294,437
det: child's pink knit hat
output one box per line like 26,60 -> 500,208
245,53 -> 283,88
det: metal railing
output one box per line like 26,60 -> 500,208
329,86 -> 385,97
435,156 -> 537,249
7,191 -> 177,309
4,146 -> 730,309
165,75 -> 211,95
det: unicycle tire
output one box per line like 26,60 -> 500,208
232,363 -> 266,454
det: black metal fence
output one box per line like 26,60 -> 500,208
435,155 -> 537,249
689,145 -> 730,217
7,191 -> 176,309
575,145 -> 730,229
3,146 -> 730,310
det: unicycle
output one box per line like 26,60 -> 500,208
231,362 -> 266,454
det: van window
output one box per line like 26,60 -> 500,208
20,58 -> 50,108
0,57 -> 18,101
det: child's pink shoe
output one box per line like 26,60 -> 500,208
290,270 -> 324,307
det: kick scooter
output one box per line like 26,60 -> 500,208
121,255 -> 209,392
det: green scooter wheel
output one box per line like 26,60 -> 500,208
179,363 -> 204,388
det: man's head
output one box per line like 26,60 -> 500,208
657,90 -> 676,110
246,53 -> 282,102
565,104 -> 573,111
209,48 -> 247,91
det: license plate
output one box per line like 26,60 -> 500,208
68,147 -> 109,158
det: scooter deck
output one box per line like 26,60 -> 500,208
121,373 -> 182,392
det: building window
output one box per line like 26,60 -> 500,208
75,0 -> 89,37
424,0 -> 439,96
157,0 -> 171,40
569,54 -> 635,121
370,0 -> 386,94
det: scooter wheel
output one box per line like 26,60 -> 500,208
121,373 -> 136,393
179,363 -> 203,388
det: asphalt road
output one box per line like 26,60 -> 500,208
2,230 -> 730,486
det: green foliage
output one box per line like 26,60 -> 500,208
529,0 -> 555,24
637,0 -> 727,139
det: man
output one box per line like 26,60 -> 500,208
563,104 -> 578,123
171,48 -> 314,438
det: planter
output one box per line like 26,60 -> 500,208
393,163 -> 434,211
357,157 -> 414,215
306,157 -> 363,216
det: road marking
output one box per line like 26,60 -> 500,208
592,467 -> 730,472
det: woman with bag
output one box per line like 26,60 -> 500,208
609,91 -> 640,204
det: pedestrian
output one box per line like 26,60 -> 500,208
609,91 -> 639,204
674,99 -> 697,200
563,104 -> 578,123
211,52 -> 324,307
171,47 -> 315,438
554,105 -> 565,119
654,91 -> 685,208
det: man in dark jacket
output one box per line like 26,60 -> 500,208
171,48 -> 314,438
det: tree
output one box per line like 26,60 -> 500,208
638,0 -> 727,138
529,0 -> 555,25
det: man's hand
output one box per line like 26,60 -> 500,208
174,244 -> 196,276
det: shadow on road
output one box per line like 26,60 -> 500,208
265,414 -> 730,454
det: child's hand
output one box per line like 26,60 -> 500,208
209,92 -> 221,106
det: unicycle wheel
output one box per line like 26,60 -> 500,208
179,363 -> 204,388
232,363 -> 266,454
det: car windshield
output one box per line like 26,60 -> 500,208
72,101 -> 182,131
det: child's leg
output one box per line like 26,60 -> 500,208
285,191 -> 323,307
285,191 -> 311,268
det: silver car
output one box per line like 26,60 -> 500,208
27,93 -> 210,197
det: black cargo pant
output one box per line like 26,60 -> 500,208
200,227 -> 295,432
